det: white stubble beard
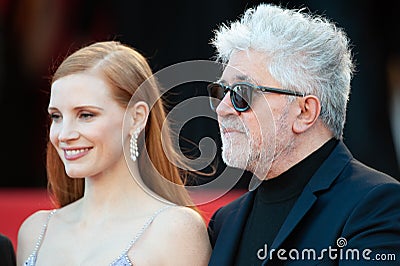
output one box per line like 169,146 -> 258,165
220,102 -> 295,179
220,119 -> 251,170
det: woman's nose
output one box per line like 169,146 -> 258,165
57,121 -> 79,142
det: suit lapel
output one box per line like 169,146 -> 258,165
262,141 -> 353,265
210,191 -> 255,266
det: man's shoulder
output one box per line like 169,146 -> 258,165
320,154 -> 400,209
0,234 -> 12,247
342,157 -> 400,186
212,191 -> 253,219
322,141 -> 399,190
207,190 -> 254,247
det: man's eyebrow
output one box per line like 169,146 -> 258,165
219,75 -> 253,84
234,75 -> 252,82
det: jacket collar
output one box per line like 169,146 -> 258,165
261,141 -> 353,264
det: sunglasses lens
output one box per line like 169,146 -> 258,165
207,83 -> 225,110
207,83 -> 253,112
231,84 -> 251,111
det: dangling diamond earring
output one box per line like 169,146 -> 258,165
130,128 -> 140,161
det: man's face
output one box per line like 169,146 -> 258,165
216,50 -> 297,179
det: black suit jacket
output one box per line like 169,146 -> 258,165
208,142 -> 400,265
0,234 -> 16,266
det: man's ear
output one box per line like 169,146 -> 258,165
292,95 -> 321,134
128,101 -> 149,133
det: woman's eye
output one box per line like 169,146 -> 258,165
80,113 -> 95,119
49,113 -> 61,121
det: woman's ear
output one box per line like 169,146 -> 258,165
128,101 -> 149,133
292,95 -> 321,134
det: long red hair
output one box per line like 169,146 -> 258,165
47,41 -> 196,208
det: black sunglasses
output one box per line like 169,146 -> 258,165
207,82 -> 306,112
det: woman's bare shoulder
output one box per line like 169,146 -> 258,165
150,205 -> 211,265
152,205 -> 207,233
17,209 -> 55,263
18,209 -> 55,240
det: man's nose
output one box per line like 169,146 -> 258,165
216,92 -> 239,117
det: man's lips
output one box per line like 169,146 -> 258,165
222,128 -> 245,134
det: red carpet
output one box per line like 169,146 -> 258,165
0,188 -> 245,251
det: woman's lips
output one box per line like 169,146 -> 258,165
63,147 -> 92,160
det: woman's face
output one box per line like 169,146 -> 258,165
48,72 -> 128,178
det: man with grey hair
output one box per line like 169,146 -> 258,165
206,3 -> 400,265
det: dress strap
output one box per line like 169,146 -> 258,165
32,209 -> 57,254
24,209 -> 57,266
121,205 -> 174,255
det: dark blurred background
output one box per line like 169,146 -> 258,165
1,0 -> 399,189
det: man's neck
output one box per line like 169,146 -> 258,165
266,127 -> 334,179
